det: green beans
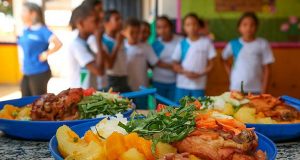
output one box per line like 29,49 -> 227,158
78,93 -> 132,119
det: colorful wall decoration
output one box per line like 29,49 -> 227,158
181,0 -> 300,42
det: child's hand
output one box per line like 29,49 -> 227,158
185,71 -> 202,79
94,26 -> 105,42
39,51 -> 48,62
173,63 -> 184,74
116,31 -> 125,45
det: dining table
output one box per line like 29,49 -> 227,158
0,110 -> 299,160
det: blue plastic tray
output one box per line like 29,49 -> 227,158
0,96 -> 133,140
49,121 -> 277,160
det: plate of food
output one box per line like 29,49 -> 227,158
49,101 -> 277,160
0,88 -> 134,140
182,91 -> 300,141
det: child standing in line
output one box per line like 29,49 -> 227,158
100,10 -> 131,92
124,19 -> 159,91
222,12 -> 274,94
152,16 -> 182,101
172,13 -> 216,102
124,19 -> 159,108
67,4 -> 103,89
139,21 -> 151,43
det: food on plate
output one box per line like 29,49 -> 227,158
0,88 -> 133,121
247,94 -> 300,123
55,99 -> 266,160
184,92 -> 300,124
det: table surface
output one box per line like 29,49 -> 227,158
0,110 -> 299,160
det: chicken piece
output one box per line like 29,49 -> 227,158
247,94 -> 300,122
30,88 -> 84,121
247,94 -> 280,113
159,152 -> 190,160
173,129 -> 261,160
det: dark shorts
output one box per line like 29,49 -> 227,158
21,70 -> 51,97
107,75 -> 131,93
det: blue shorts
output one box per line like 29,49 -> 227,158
152,81 -> 176,101
175,88 -> 205,102
133,96 -> 148,110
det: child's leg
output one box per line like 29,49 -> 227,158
167,83 -> 176,101
133,96 -> 148,110
191,89 -> 205,98
153,81 -> 167,98
175,88 -> 190,102
21,75 -> 31,97
107,76 -> 131,93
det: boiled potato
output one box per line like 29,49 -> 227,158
65,141 -> 106,160
256,117 -> 276,124
56,125 -> 88,158
189,155 -> 200,160
233,107 -> 256,123
16,106 -> 31,120
156,142 -> 177,158
119,148 -> 146,160
222,103 -> 234,115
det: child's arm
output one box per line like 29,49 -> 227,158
222,58 -> 232,77
157,61 -> 173,70
262,64 -> 271,93
104,32 -> 124,69
172,61 -> 185,74
185,58 -> 215,79
221,43 -> 234,78
39,35 -> 62,62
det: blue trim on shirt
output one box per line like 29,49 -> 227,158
102,35 -> 115,53
230,38 -> 243,61
152,40 -> 164,57
180,38 -> 190,62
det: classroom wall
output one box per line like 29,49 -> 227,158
181,0 -> 300,42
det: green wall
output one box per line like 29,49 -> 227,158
181,0 -> 300,42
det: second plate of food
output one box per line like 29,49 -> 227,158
0,88 -> 134,140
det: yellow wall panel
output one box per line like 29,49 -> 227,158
0,44 -> 22,84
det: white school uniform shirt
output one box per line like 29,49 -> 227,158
152,35 -> 182,83
222,37 -> 275,92
172,37 -> 217,90
87,35 -> 108,90
102,34 -> 128,76
125,41 -> 159,91
67,36 -> 96,89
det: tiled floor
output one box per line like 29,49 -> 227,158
0,77 -> 69,101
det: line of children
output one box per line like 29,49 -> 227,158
68,3 -> 274,106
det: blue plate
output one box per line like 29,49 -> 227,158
0,96 -> 134,140
246,96 -> 300,142
49,121 -> 277,160
246,123 -> 300,142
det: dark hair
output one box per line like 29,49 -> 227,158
69,4 -> 95,29
81,0 -> 102,7
157,15 -> 173,27
104,10 -> 120,22
23,2 -> 45,25
124,18 -> 140,28
183,13 -> 205,28
141,21 -> 150,29
237,12 -> 259,27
